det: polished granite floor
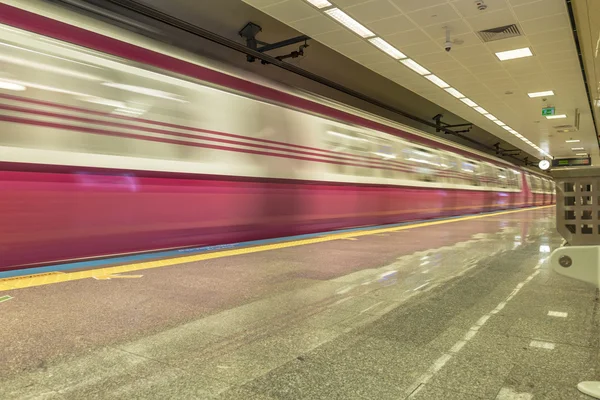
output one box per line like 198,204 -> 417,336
1,207 -> 598,399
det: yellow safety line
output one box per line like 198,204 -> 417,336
0,205 -> 554,292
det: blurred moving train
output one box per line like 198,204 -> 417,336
0,1 -> 554,271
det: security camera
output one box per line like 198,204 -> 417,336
445,40 -> 452,52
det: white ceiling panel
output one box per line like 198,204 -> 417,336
386,29 -> 432,46
406,4 -> 462,27
474,70 -> 513,81
448,44 -> 488,58
527,27 -> 573,45
289,14 -> 340,36
534,40 -> 576,56
506,0 -> 539,5
511,0 -> 566,21
452,0 -> 510,18
427,60 -> 465,72
354,50 -> 395,65
242,0 -> 286,9
459,54 -> 499,67
345,0 -> 403,23
519,13 -> 570,35
262,0 -> 318,22
389,0 -> 447,14
413,51 -> 454,64
421,19 -> 472,39
247,0 -> 597,161
465,9 -> 516,32
333,0 -> 374,7
312,28 -> 360,46
536,50 -> 577,64
334,39 -> 378,57
365,14 -> 417,36
401,41 -> 443,56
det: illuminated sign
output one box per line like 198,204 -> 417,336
551,157 -> 591,167
541,107 -> 555,116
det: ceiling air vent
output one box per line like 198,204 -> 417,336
477,24 -> 522,43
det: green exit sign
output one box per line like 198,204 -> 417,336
542,107 -> 555,116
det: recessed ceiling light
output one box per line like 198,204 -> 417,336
424,74 -> 450,88
324,8 -> 375,38
502,126 -> 512,131
565,139 -> 580,143
445,87 -> 465,98
571,147 -> 584,150
305,0 -> 332,8
400,59 -> 430,75
484,114 -> 498,121
460,98 -> 478,107
495,47 -> 533,61
474,106 -> 488,114
546,114 -> 567,119
576,153 -> 588,156
368,38 -> 406,59
494,120 -> 506,126
527,90 -> 554,98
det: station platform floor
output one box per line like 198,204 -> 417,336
1,205 -> 598,400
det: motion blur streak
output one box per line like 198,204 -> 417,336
0,1 -> 555,271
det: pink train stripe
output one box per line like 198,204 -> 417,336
0,4 -> 518,169
0,115 -> 421,174
0,94 -> 407,166
0,103 -> 415,172
0,102 -> 511,182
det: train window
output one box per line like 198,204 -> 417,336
439,152 -> 459,184
497,167 -> 508,189
462,160 -> 479,186
371,137 -> 397,179
481,163 -> 496,188
322,126 -> 374,177
404,147 -> 440,182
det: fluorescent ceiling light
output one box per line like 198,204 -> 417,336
445,88 -> 465,98
571,147 -> 584,150
424,74 -> 450,88
305,0 -> 332,8
400,59 -> 430,75
0,81 -> 26,91
494,120 -> 506,126
495,47 -> 533,61
546,114 -> 567,119
484,114 -> 498,121
368,38 -> 406,60
527,90 -> 554,98
325,8 -> 374,38
474,106 -> 488,114
576,153 -> 588,156
502,125 -> 512,131
565,139 -> 580,143
460,98 -> 477,107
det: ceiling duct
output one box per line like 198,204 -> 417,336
476,24 -> 522,43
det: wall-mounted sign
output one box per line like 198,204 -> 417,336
551,157 -> 591,167
541,107 -> 555,116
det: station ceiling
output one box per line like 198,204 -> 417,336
131,0 -> 598,164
